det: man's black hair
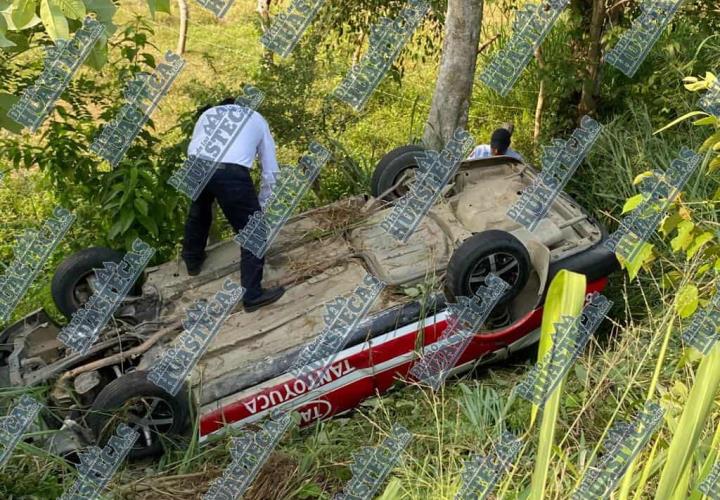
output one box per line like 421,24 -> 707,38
490,128 -> 512,154
195,96 -> 237,120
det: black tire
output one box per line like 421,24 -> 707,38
446,230 -> 531,305
87,370 -> 190,460
51,247 -> 144,319
370,145 -> 426,200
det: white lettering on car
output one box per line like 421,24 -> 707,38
243,359 -> 355,414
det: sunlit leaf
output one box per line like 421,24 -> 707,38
83,0 -> 116,34
40,0 -> 68,40
10,0 -> 39,29
687,232 -> 714,260
661,211 -> 684,237
675,284 -> 699,318
654,112 -> 707,134
84,31 -> 107,69
655,343 -> 720,497
670,220 -> 694,252
0,13 -> 14,47
529,270 -> 586,500
622,194 -> 645,214
617,241 -> 654,280
146,0 -> 170,18
710,157 -> 720,174
701,131 -> 720,152
633,171 -> 654,185
54,0 -> 84,19
693,116 -> 718,126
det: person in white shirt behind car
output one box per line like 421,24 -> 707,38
181,97 -> 285,313
467,124 -> 525,163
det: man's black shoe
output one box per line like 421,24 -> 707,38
185,255 -> 206,276
243,286 -> 285,313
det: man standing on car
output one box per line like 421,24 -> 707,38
181,97 -> 285,313
468,124 -> 525,162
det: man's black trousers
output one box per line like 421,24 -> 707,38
181,163 -> 264,301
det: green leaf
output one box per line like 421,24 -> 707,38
83,0 -> 115,33
134,197 -> 149,216
0,14 -> 14,47
675,284 -> 699,318
108,219 -> 123,240
137,213 -> 158,237
40,0 -> 68,40
655,344 -> 720,497
693,116 -> 718,126
0,92 -> 23,133
687,232 -> 714,260
671,220 -> 695,253
618,241 -> 654,280
529,270 -> 587,500
701,131 -> 720,152
403,286 -> 420,297
632,171 -> 654,185
10,0 -> 38,29
622,194 -> 645,214
654,111 -> 708,135
54,0 -> 84,19
661,210 -> 684,237
119,208 -> 135,233
146,0 -> 169,18
83,31 -> 106,69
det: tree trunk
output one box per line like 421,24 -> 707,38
257,0 -> 273,64
422,0 -> 484,151
578,0 -> 606,118
176,0 -> 188,55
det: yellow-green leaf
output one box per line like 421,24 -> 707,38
40,0 -> 68,40
701,131 -> 720,152
697,263 -> 711,277
0,13 -> 14,48
529,270 -> 586,500
617,241 -> 654,280
675,284 -> 699,318
710,157 -> 720,174
10,0 -> 37,29
693,116 -> 718,126
633,171 -> 654,185
146,0 -> 170,18
661,211 -> 684,237
685,81 -> 709,92
622,194 -> 645,214
655,343 -> 720,498
655,112 -> 708,134
687,232 -> 714,260
670,220 -> 695,253
54,0 -> 84,19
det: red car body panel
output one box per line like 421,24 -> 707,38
198,277 -> 609,441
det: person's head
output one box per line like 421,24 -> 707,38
195,96 -> 237,120
490,127 -> 513,156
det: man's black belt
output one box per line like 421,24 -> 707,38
216,162 -> 250,170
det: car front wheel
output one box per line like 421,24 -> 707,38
86,370 -> 190,460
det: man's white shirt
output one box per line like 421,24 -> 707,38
187,106 -> 280,208
468,144 -> 525,163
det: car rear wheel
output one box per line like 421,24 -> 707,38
446,230 -> 531,305
370,145 -> 425,201
51,247 -> 144,319
87,370 -> 190,460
